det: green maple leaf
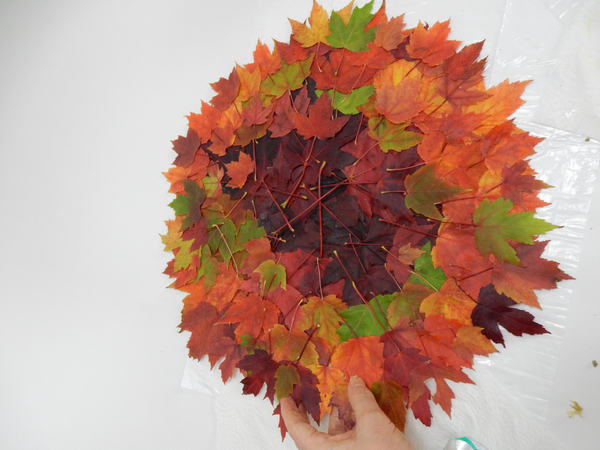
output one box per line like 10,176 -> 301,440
173,239 -> 197,271
255,259 -> 286,295
168,179 -> 206,230
405,164 -> 469,220
274,364 -> 300,401
473,197 -> 558,265
316,85 -> 375,115
408,242 -> 447,290
368,117 -> 423,152
213,218 -> 237,265
387,283 -> 434,325
260,55 -> 314,99
337,294 -> 394,343
327,1 -> 376,52
233,212 -> 266,253
196,245 -> 219,290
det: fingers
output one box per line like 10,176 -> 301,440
347,376 -> 387,426
280,397 -> 325,450
327,406 -> 348,436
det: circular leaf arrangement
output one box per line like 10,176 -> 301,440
162,1 -> 572,436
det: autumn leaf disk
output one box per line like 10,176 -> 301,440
163,0 -> 571,437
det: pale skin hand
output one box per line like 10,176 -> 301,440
280,376 -> 414,450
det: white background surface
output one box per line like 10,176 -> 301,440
1,1 -> 599,449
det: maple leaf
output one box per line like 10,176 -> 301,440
187,101 -> 220,145
307,364 -> 347,416
168,179 -> 206,231
181,217 -> 208,252
387,283 -> 433,325
420,278 -> 476,325
375,77 -> 429,125
327,0 -> 376,52
292,91 -> 350,139
473,197 -> 558,265
171,128 -> 200,167
240,237 -> 275,274
269,86 -> 311,138
274,36 -> 311,65
311,51 -> 378,95
316,85 -> 375,115
210,68 -> 240,110
337,294 -> 393,342
235,64 -> 262,103
290,364 -> 323,423
255,259 -> 286,295
408,357 -> 473,416
499,160 -> 551,208
396,243 -> 425,266
241,93 -> 274,127
289,0 -> 331,48
368,117 -> 423,152
471,285 -> 549,346
245,40 -> 281,80
371,380 -> 407,432
274,364 -> 300,400
374,15 -> 406,51
491,241 -> 573,308
452,325 -> 497,362
345,42 -> 396,69
330,335 -> 384,386
406,21 -> 459,66
296,294 -> 347,345
466,79 -> 530,131
270,324 -> 319,367
480,121 -> 542,177
216,292 -> 280,339
225,151 -> 254,189
260,55 -> 314,99
203,262 -> 244,311
237,349 -> 279,399
408,242 -> 447,291
404,163 -> 469,220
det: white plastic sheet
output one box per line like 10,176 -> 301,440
180,1 -> 600,449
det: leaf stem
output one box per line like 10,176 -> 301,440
263,181 -> 296,233
212,223 -> 239,273
378,218 -> 439,238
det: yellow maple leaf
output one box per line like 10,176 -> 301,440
289,1 -> 331,48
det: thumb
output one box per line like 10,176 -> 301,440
347,376 -> 386,424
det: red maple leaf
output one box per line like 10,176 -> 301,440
471,285 -> 550,346
292,91 -> 350,139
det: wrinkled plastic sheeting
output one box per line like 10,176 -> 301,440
180,0 -> 600,438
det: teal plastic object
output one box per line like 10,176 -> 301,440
444,437 -> 488,450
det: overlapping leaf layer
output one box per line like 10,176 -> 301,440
162,0 -> 572,437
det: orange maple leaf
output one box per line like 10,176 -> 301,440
406,21 -> 459,66
375,77 -> 429,124
420,279 -> 477,325
225,152 -> 254,189
216,292 -> 280,340
330,336 -> 384,386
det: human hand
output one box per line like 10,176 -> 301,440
280,375 -> 414,450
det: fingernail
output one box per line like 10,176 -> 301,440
350,375 -> 365,387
